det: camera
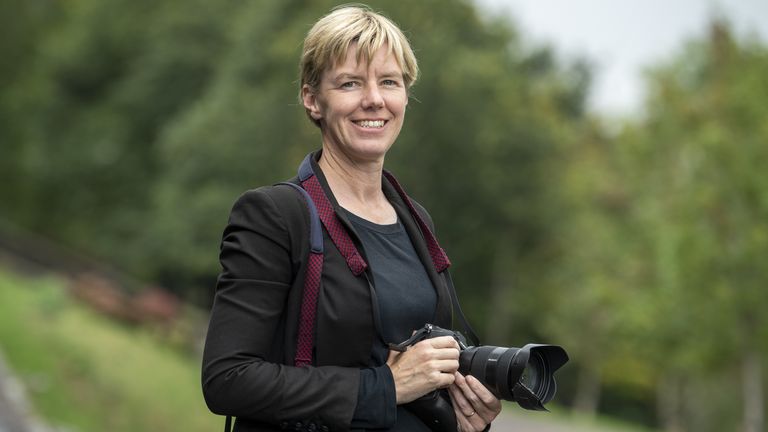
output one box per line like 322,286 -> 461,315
392,324 -> 569,411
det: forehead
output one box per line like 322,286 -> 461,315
326,43 -> 404,78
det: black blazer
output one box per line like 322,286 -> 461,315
202,152 -> 457,431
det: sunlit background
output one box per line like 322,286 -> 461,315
1,1 -> 767,431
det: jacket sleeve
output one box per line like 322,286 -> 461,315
201,188 -> 360,430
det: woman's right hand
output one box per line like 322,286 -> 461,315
386,336 -> 461,404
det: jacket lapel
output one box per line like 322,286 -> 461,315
309,151 -> 453,333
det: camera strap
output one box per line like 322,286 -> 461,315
296,153 -> 451,275
277,181 -> 325,367
221,155 -> 481,432
286,152 -> 477,367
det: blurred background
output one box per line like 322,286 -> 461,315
1,0 -> 766,431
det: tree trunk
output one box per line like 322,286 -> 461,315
742,346 -> 764,432
656,374 -> 685,432
572,366 -> 601,416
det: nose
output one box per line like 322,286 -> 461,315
362,83 -> 384,109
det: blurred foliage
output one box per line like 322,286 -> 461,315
618,23 -> 768,431
546,20 -> 768,431
0,268 -> 220,431
1,0 -> 588,314
1,0 -> 767,430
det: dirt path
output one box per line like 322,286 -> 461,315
492,414 -> 592,431
0,350 -> 52,432
491,411 -> 646,432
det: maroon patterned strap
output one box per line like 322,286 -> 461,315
302,174 -> 368,276
287,154 -> 452,367
383,171 -> 451,272
295,251 -> 323,367
278,181 -> 325,368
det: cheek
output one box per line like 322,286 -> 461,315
388,95 -> 408,115
323,98 -> 356,119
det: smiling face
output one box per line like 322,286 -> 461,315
302,44 -> 408,164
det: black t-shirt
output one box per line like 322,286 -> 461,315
346,210 -> 437,344
346,210 -> 437,431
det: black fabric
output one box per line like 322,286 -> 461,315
202,151 -> 459,431
351,366 -> 397,430
345,211 -> 437,345
346,211 -> 437,432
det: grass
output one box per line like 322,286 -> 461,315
0,267 -> 222,432
0,266 -> 659,432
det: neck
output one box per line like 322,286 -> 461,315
318,147 -> 383,200
318,147 -> 396,224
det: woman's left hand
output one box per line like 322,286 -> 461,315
447,372 -> 502,432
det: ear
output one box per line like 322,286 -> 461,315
302,84 -> 323,121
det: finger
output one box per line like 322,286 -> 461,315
455,410 -> 472,432
451,378 -> 488,431
387,349 -> 402,362
432,348 -> 460,360
448,383 -> 473,416
451,394 -> 474,432
454,372 -> 479,408
451,387 -> 485,432
427,335 -> 460,350
411,340 -> 459,360
465,375 -> 502,412
431,359 -> 460,373
453,405 -> 468,432
430,371 -> 456,389
455,374 -> 495,423
466,411 -> 485,431
386,349 -> 403,368
449,375 -> 475,413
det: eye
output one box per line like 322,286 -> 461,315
381,79 -> 400,87
340,81 -> 360,89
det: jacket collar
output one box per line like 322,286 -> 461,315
306,150 -> 453,328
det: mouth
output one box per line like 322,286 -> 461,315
353,119 -> 387,129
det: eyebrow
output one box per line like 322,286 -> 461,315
332,72 -> 364,82
379,71 -> 404,79
331,71 -> 404,82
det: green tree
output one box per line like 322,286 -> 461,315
0,0 -> 63,219
142,0 -> 591,316
7,0 -> 236,282
619,21 -> 768,432
542,19 -> 768,431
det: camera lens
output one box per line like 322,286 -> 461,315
519,351 -> 557,403
459,345 -> 519,400
519,354 -> 541,391
459,343 -> 567,410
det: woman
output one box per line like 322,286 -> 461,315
202,5 -> 502,431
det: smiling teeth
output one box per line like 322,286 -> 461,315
357,120 -> 385,128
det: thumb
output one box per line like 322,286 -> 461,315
386,348 -> 405,367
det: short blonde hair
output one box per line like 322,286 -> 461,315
299,4 -> 419,125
